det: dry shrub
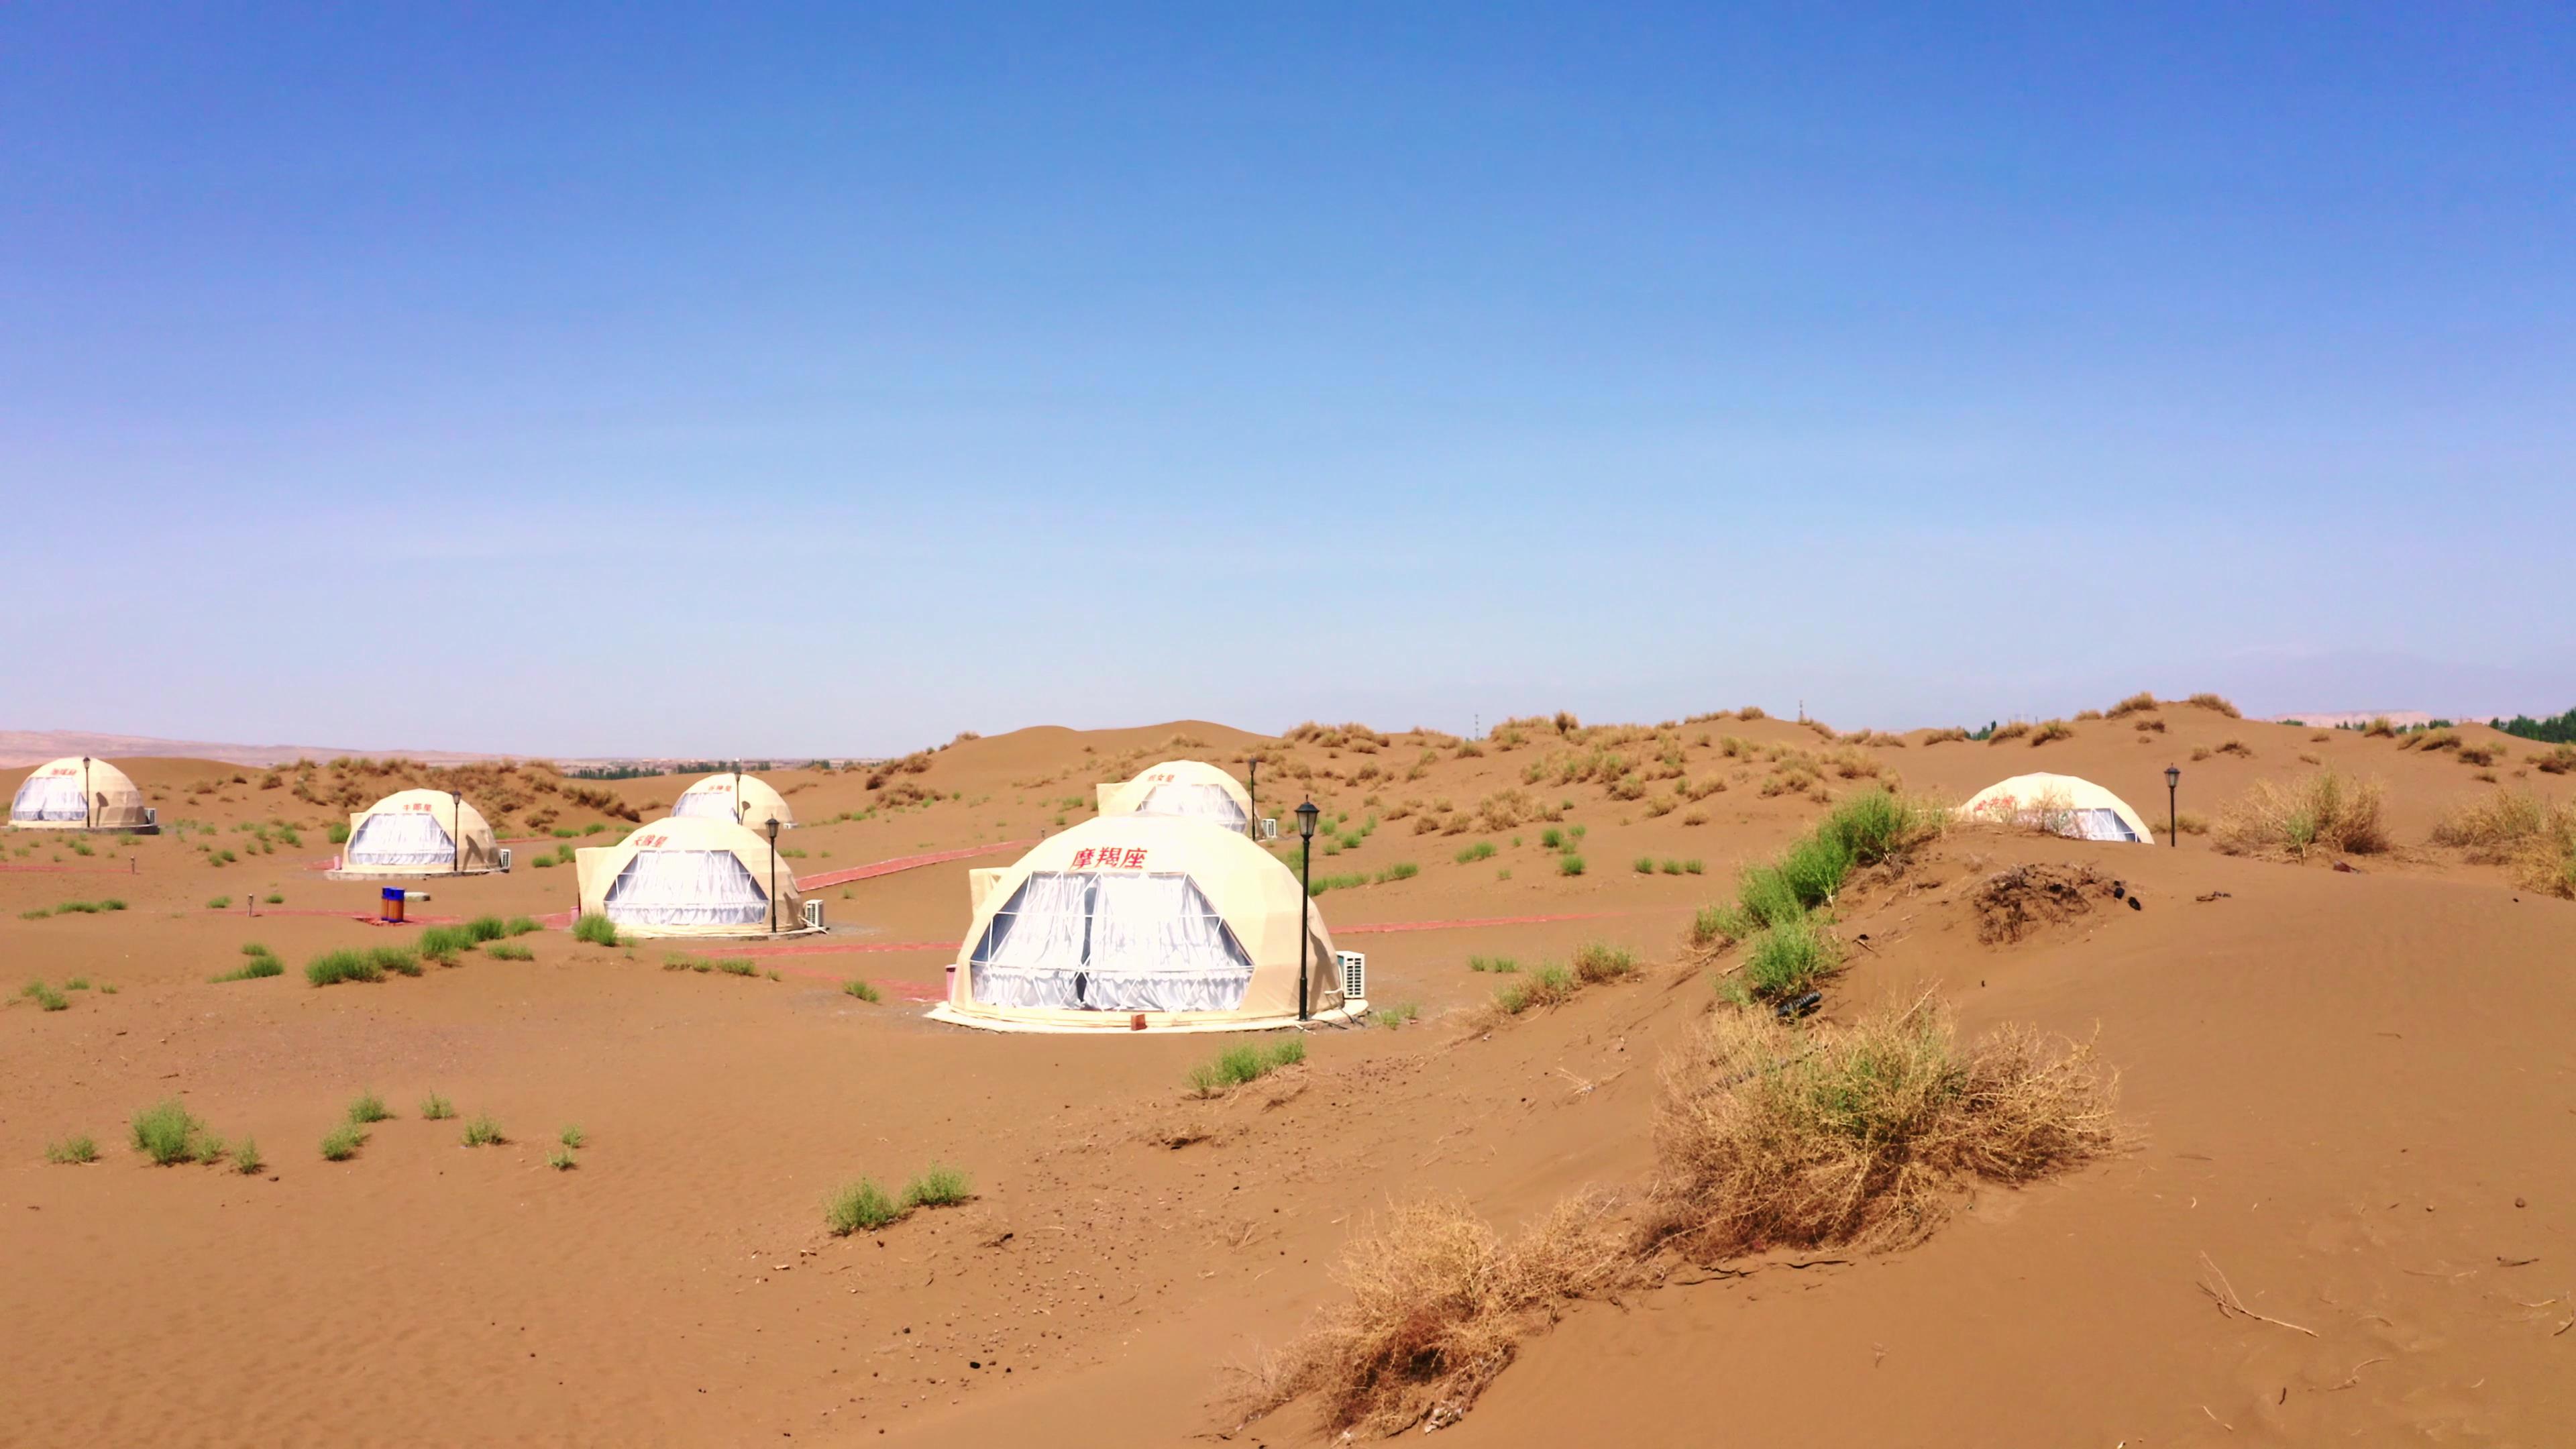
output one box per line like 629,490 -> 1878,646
2214,769 -> 2389,858
2029,718 -> 2076,746
1987,721 -> 2031,744
2215,738 -> 2253,757
1737,706 -> 1767,721
2106,691 -> 2159,718
2457,742 -> 2500,767
2361,716 -> 2396,738
2432,787 -> 2576,898
2400,729 -> 2461,753
2071,708 -> 2102,722
1920,727 -> 1969,745
1648,994 -> 2116,1257
1270,1191 -> 1627,1435
1823,746 -> 1881,779
1971,863 -> 2118,945
2184,692 -> 2242,718
2535,745 -> 2576,775
2134,718 -> 2166,733
1472,788 -> 1537,832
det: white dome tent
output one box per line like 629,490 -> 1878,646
1095,760 -> 1254,833
932,813 -> 1364,1034
1957,773 -> 2157,844
573,816 -> 819,940
669,771 -> 794,830
7,757 -> 156,833
329,789 -> 506,877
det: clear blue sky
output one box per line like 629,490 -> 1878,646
5,4 -> 2570,756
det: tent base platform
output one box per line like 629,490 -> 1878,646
7,822 -> 160,835
926,1000 -> 1371,1035
325,867 -> 508,881
600,923 -> 828,943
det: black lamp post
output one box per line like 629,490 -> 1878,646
451,791 -> 464,874
1295,799 -> 1320,1022
767,816 -> 781,934
83,756 -> 94,830
1245,757 -> 1260,840
734,761 -> 745,825
2165,765 -> 2181,848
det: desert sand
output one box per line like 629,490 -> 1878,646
4,703 -> 2571,1447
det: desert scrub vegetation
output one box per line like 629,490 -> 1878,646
2214,769 -> 2390,859
419,924 -> 476,963
842,978 -> 883,1003
460,1113 -> 506,1146
1187,1036 -> 1307,1096
485,941 -> 534,961
131,1099 -> 221,1166
1720,913 -> 1842,1005
1985,721 -> 2031,744
2184,692 -> 2242,718
213,944 -> 283,985
46,1134 -> 99,1165
346,1091 -> 393,1125
321,1124 -> 367,1161
1557,853 -> 1587,876
2027,718 -> 2076,746
572,913 -> 619,946
1374,1001 -> 1421,1028
1493,963 -> 1577,1015
1453,841 -> 1496,865
2432,787 -> 2576,897
826,1165 -> 977,1235
419,1092 -> 456,1120
21,980 -> 70,1012
1253,1191 -> 1626,1436
1647,992 -> 2116,1257
2105,691 -> 2159,718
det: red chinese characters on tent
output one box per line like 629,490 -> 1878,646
1068,847 -> 1150,870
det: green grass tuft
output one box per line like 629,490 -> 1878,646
547,1147 -> 578,1171
305,949 -> 382,987
1454,841 -> 1497,864
465,915 -> 508,943
460,1114 -> 505,1147
45,1134 -> 99,1165
233,1138 -> 264,1175
826,1178 -> 904,1234
131,1099 -> 209,1165
347,1091 -> 392,1125
320,1124 -> 366,1161
572,913 -> 619,947
485,942 -> 533,961
1187,1036 -> 1308,1096
842,979 -> 882,1003
559,1124 -> 585,1148
1558,853 -> 1587,876
1375,1001 -> 1421,1028
504,916 -> 542,936
420,1092 -> 456,1120
902,1165 -> 973,1210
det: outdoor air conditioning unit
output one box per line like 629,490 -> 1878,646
496,847 -> 512,873
1336,950 -> 1366,1003
803,899 -> 824,930
1260,818 -> 1279,841
142,807 -> 158,826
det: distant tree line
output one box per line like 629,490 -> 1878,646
566,759 -> 784,781
2491,708 -> 2576,745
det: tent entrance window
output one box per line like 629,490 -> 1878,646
2070,808 -> 2141,843
969,871 -> 1254,1013
1132,783 -> 1249,830
605,849 -> 769,927
10,775 -> 88,822
347,811 -> 459,867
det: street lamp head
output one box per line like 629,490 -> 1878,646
1295,799 -> 1320,840
767,817 -> 781,844
2165,765 -> 2182,789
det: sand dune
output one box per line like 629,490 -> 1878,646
4,703 -> 2569,1446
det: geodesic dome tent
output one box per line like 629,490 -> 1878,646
573,815 -> 814,940
670,771 -> 794,830
1957,772 -> 2157,844
332,788 -> 504,876
1094,759 -> 1253,832
931,813 -> 1359,1034
7,757 -> 154,831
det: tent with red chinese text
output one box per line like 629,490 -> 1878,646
669,771 -> 795,830
7,757 -> 155,832
1955,772 -> 2157,844
329,788 -> 505,877
930,813 -> 1358,1033
1095,759 -> 1253,832
572,815 -> 816,940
